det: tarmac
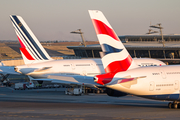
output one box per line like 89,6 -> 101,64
0,87 -> 180,120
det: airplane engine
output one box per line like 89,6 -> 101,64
106,88 -> 127,97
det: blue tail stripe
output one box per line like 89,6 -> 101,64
101,44 -> 122,53
100,44 -> 123,58
12,16 -> 48,60
10,17 -> 39,60
15,29 -> 39,60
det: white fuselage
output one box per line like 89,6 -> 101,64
106,65 -> 180,101
15,58 -> 165,79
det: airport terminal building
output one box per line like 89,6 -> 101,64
67,35 -> 180,64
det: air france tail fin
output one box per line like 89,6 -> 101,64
10,15 -> 52,65
89,10 -> 138,73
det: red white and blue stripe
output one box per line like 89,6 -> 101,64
89,10 -> 138,85
10,15 -> 52,64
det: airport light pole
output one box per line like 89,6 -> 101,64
148,23 -> 165,47
146,29 -> 158,34
147,23 -> 166,59
71,29 -> 86,47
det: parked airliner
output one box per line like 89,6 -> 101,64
10,15 -> 165,87
89,10 -> 180,109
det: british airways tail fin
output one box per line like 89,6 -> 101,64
10,15 -> 52,64
89,10 -> 138,73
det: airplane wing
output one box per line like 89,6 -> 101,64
109,76 -> 146,88
0,66 -> 20,75
30,75 -> 100,87
33,67 -> 52,72
0,66 -> 21,82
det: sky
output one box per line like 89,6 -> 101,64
0,0 -> 180,41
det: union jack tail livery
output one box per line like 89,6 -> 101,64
89,10 -> 139,85
10,15 -> 52,64
89,10 -> 138,73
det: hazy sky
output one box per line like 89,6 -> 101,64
0,0 -> 180,41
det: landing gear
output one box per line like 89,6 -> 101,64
168,102 -> 172,109
174,103 -> 178,109
168,101 -> 179,109
0,73 -> 10,83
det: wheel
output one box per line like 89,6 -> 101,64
178,103 -> 180,108
174,103 -> 178,109
168,102 -> 172,109
97,90 -> 100,94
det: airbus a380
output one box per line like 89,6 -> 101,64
89,10 -> 180,109
10,15 -> 165,86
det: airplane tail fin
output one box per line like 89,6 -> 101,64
10,15 -> 52,64
89,10 -> 138,73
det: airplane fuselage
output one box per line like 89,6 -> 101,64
106,65 -> 180,101
15,58 -> 165,79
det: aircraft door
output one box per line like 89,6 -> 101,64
174,80 -> 180,100
91,63 -> 96,69
71,63 -> 75,70
175,80 -> 179,90
149,81 -> 155,91
82,70 -> 87,76
159,69 -> 166,79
